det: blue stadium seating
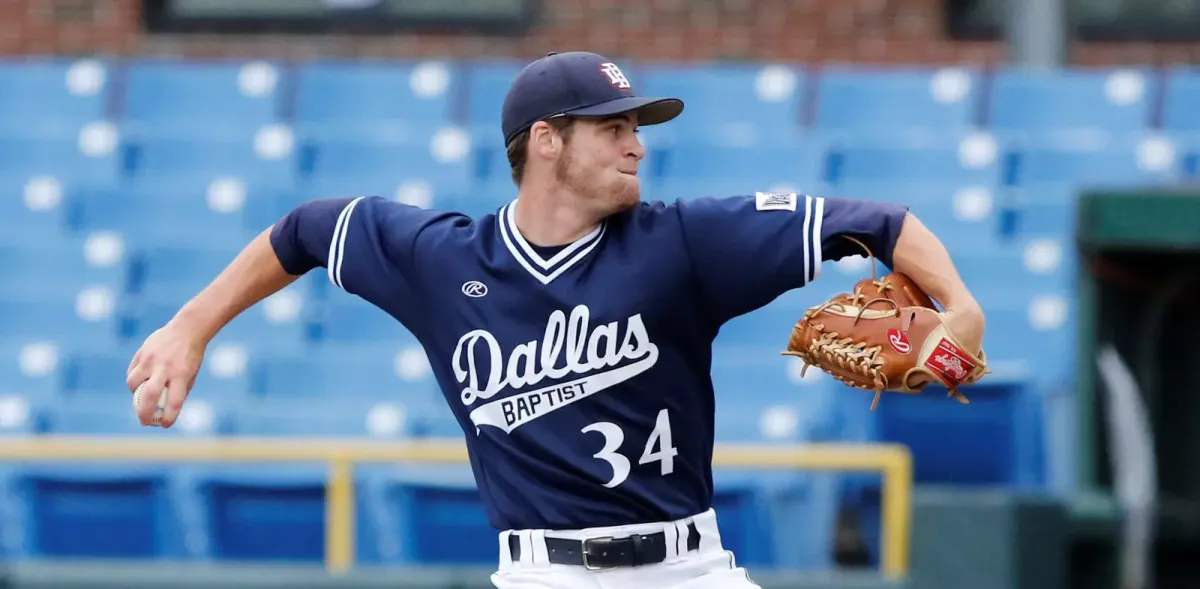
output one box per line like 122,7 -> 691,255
988,67 -> 1155,143
655,141 -> 825,194
120,60 -> 285,139
0,133 -> 122,190
463,59 -> 527,133
828,138 -> 1002,185
301,132 -> 474,201
634,63 -> 807,145
0,178 -> 75,244
1162,66 -> 1200,134
0,55 -> 1162,570
0,237 -> 128,299
811,65 -> 982,137
71,186 -> 282,249
126,133 -> 298,193
293,60 -> 459,141
0,58 -> 111,138
125,243 -> 239,303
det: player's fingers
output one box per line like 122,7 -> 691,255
135,368 -> 168,425
156,378 -> 189,429
127,348 -> 144,378
126,358 -> 149,393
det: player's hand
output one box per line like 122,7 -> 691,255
941,300 -> 985,357
126,321 -> 208,428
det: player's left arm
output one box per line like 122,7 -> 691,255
676,192 -> 980,329
888,211 -> 984,350
817,195 -> 980,313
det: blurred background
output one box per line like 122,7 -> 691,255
2,0 -> 1199,588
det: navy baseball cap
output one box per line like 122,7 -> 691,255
501,51 -> 684,146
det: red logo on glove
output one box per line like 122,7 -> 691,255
887,329 -> 911,354
923,338 -> 978,388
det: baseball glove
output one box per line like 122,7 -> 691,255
782,238 -> 987,410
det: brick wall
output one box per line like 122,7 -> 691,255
3,0 -> 1200,65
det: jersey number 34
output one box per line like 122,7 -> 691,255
581,408 -> 678,488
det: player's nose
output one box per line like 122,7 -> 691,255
626,136 -> 645,160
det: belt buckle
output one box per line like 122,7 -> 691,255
582,536 -> 615,571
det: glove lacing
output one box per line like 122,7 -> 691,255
790,291 -> 903,410
840,235 -> 899,310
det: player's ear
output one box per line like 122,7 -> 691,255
529,121 -> 560,158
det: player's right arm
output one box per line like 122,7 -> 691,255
127,195 -> 439,427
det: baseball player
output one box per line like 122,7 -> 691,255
126,51 -> 984,588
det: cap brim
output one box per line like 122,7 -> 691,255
564,96 -> 684,126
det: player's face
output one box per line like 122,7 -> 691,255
556,113 -> 644,213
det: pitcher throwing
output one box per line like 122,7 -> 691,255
126,51 -> 985,588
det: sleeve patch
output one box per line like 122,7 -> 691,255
755,192 -> 798,212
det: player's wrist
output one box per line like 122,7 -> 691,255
942,292 -> 982,316
168,301 -> 223,346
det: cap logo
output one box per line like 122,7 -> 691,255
599,63 -> 631,90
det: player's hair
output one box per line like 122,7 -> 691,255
507,117 -> 576,186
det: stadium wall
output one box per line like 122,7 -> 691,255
3,0 -> 1200,65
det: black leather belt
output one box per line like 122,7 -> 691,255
508,521 -> 701,569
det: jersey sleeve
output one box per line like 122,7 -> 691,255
676,192 -> 909,323
269,195 -> 446,310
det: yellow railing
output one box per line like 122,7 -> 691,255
0,437 -> 912,579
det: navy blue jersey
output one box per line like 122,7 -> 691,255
270,192 -> 907,531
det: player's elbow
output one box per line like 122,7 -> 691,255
866,204 -> 910,270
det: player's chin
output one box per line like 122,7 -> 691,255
611,181 -> 641,209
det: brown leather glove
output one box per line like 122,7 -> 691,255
782,247 -> 987,410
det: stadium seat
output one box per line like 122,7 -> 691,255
463,59 -> 525,132
984,296 -> 1076,382
72,183 -> 286,248
634,63 -> 807,145
828,134 -> 1002,185
707,343 -> 837,432
812,65 -> 982,138
657,142 -> 824,188
0,340 -> 60,435
0,58 -> 110,138
987,67 -> 1155,143
312,297 -> 423,345
203,394 -> 439,564
10,463 -> 192,559
1008,185 -> 1078,237
196,470 -> 378,562
0,132 -> 122,190
129,243 -> 241,301
953,247 -> 1070,293
125,284 -> 310,353
1009,140 -> 1181,188
120,60 -> 284,139
62,344 -> 252,408
126,133 -> 298,193
1162,66 -> 1200,134
0,176 -> 75,243
0,297 -> 120,349
302,132 -> 474,201
254,344 -> 437,402
16,395 -> 214,559
874,373 -> 1043,485
0,237 -> 129,299
711,386 -> 841,569
294,60 -> 459,141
